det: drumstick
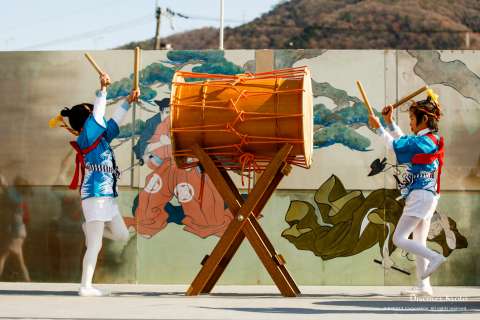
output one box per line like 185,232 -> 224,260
84,53 -> 104,75
392,86 -> 429,109
133,47 -> 141,90
381,86 -> 429,115
373,259 -> 411,275
355,81 -> 375,116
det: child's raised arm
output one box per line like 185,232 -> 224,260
382,104 -> 404,139
369,113 -> 395,152
92,73 -> 111,127
111,89 -> 140,125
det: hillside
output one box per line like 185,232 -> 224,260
120,0 -> 480,49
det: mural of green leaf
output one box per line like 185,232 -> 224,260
282,175 -> 468,263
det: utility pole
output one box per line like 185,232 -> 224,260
154,5 -> 162,50
465,31 -> 470,49
219,0 -> 224,50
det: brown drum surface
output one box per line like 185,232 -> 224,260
170,66 -> 313,171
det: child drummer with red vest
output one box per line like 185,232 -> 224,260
368,89 -> 445,297
50,73 -> 139,296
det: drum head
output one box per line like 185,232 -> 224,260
170,72 -> 185,167
302,68 -> 313,168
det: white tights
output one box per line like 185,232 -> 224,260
81,214 -> 129,289
393,215 -> 439,288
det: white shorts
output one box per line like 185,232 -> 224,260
81,197 -> 120,223
403,189 -> 439,220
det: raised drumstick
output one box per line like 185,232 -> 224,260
382,86 -> 429,115
356,80 -> 375,116
84,53 -> 104,75
133,47 -> 141,90
392,86 -> 429,108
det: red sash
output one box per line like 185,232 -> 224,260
69,135 -> 104,190
411,133 -> 444,193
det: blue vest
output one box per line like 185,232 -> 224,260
393,131 -> 439,197
77,115 -> 120,200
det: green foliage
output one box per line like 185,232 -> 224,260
167,50 -> 226,64
192,61 -> 243,75
117,119 -> 147,139
314,123 -> 371,151
107,78 -> 131,100
138,63 -> 175,86
314,102 -> 385,127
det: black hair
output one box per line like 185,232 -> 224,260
60,103 -> 93,132
154,98 -> 170,112
409,96 -> 442,133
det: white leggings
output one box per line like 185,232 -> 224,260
393,215 -> 439,287
81,214 -> 129,289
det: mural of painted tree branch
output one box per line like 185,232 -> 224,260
108,51 -> 247,239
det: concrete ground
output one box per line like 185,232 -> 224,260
0,283 -> 478,320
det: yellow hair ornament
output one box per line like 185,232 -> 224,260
49,114 -> 64,128
426,88 -> 439,105
48,114 -> 79,136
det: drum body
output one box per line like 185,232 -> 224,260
170,67 -> 313,170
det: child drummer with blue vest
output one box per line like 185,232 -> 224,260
368,89 -> 445,297
50,73 -> 139,296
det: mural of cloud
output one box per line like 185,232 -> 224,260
409,50 -> 480,104
274,50 -> 326,69
313,81 -> 361,109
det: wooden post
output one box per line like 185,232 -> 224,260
154,6 -> 162,50
130,47 -> 141,186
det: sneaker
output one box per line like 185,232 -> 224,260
79,286 -> 110,297
422,255 -> 446,280
400,286 -> 433,297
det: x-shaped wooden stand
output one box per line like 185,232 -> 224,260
186,144 -> 300,297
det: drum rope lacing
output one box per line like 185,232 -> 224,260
171,67 -> 309,190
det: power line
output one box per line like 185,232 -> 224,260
4,0 -> 130,33
19,14 -> 151,50
15,10 -> 245,50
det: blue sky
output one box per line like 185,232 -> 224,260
1,0 -> 281,50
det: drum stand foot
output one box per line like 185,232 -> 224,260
186,143 -> 300,297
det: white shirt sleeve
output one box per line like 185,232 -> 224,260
386,122 -> 404,139
93,89 -> 107,128
111,100 -> 131,125
376,127 -> 395,152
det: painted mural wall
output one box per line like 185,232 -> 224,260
0,50 -> 477,286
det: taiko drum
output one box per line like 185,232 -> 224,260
170,66 -> 313,171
